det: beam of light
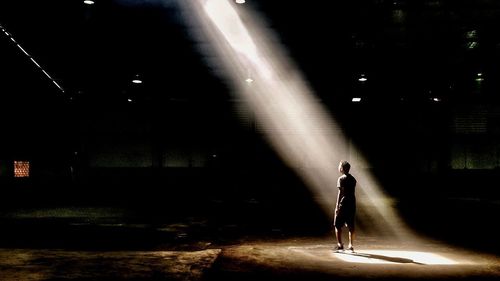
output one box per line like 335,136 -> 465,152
201,0 -> 272,80
179,0 -> 416,241
333,250 -> 457,265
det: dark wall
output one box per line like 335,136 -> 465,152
1,93 -> 500,204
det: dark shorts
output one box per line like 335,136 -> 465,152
334,206 -> 355,230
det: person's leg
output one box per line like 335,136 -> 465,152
335,226 -> 343,249
334,212 -> 344,249
347,227 -> 354,250
346,213 -> 355,251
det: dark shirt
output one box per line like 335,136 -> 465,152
337,173 -> 356,209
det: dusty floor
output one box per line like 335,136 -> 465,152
205,236 -> 500,281
0,235 -> 499,281
0,206 -> 499,280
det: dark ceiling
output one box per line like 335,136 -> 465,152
2,0 -> 500,106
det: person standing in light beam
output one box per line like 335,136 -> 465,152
334,160 -> 357,252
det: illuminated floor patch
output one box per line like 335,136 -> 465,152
332,250 -> 457,265
288,245 -> 460,265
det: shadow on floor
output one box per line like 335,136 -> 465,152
335,251 -> 425,265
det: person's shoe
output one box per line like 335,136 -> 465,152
334,244 -> 344,252
347,246 -> 354,252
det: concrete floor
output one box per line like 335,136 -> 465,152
0,235 -> 499,281
0,204 -> 499,281
205,236 -> 500,281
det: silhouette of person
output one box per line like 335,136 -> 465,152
334,160 -> 357,251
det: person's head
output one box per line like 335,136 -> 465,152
339,160 -> 351,174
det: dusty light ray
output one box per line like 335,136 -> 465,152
179,0 -> 417,240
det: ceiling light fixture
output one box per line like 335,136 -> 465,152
476,73 -> 484,82
352,97 -> 362,102
83,0 -> 95,5
467,41 -> 478,49
132,74 -> 142,84
235,0 -> 246,4
358,74 -> 367,82
466,30 -> 477,39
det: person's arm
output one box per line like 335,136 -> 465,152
335,192 -> 341,214
335,177 -> 342,213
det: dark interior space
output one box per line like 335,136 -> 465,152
0,0 -> 500,280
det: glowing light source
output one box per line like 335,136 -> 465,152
14,161 -> 30,178
476,73 -> 484,82
0,24 -> 65,94
83,0 -> 95,4
432,97 -> 441,102
132,74 -> 142,84
352,97 -> 362,102
245,77 -> 254,83
466,30 -> 477,39
358,74 -> 367,82
235,0 -> 246,4
127,98 -> 133,102
467,41 -> 478,49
